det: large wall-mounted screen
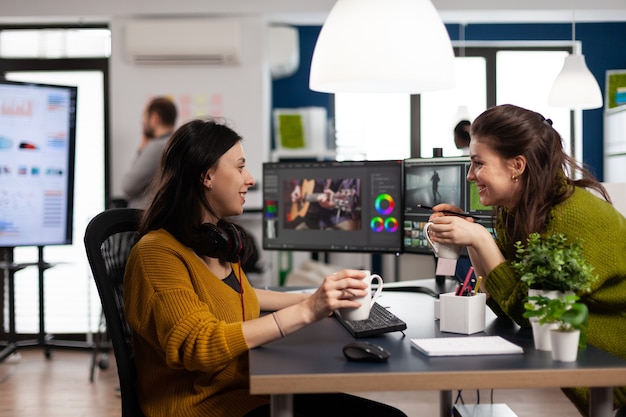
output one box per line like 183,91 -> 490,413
0,80 -> 77,247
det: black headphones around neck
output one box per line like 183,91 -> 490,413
193,223 -> 246,263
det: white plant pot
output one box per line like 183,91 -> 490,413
530,318 -> 558,351
527,289 -> 563,313
528,289 -> 572,299
527,289 -> 568,351
550,329 -> 580,362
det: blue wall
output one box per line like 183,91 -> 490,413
272,22 -> 626,180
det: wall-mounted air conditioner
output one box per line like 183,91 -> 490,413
125,18 -> 241,65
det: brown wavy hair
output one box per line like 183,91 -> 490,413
470,104 -> 609,249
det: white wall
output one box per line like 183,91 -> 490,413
109,16 -> 270,209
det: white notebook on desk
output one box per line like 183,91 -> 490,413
411,336 -> 523,357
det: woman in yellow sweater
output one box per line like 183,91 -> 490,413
123,119 -> 407,417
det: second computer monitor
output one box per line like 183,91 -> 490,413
402,157 -> 492,254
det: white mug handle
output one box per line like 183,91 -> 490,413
369,275 -> 383,307
423,222 -> 439,256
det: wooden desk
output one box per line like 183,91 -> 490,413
249,283 -> 626,417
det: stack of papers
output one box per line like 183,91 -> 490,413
410,336 -> 523,356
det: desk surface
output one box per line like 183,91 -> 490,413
249,282 -> 626,396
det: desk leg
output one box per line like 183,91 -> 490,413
270,394 -> 294,417
440,390 -> 452,417
589,387 -> 613,417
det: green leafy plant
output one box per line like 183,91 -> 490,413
511,232 -> 597,293
523,294 -> 589,347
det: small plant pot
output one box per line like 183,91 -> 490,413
528,289 -> 571,300
530,318 -> 558,351
550,329 -> 580,362
527,289 -> 569,351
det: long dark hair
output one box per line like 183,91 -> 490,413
470,104 -> 609,249
138,119 -> 253,261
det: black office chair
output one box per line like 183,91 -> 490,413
84,208 -> 144,417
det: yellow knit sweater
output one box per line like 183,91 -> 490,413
123,229 -> 268,417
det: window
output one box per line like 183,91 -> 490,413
420,56 -> 487,158
419,44 -> 575,159
0,28 -> 110,58
333,43 -> 577,162
334,93 -> 411,161
1,27 -> 109,336
496,50 -> 572,156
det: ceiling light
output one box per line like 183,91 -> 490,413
548,10 -> 602,110
309,0 -> 455,94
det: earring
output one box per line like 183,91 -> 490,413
511,175 -> 519,182
208,183 -> 213,191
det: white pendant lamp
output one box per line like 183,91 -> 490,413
548,11 -> 602,110
309,0 -> 455,94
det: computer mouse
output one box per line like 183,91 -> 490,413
342,341 -> 390,362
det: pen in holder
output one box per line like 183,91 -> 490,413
439,292 -> 487,334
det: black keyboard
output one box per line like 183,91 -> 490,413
334,302 -> 407,338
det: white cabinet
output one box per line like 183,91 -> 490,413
604,106 -> 626,182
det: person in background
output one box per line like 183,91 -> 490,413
122,96 -> 177,208
454,120 -> 471,156
426,104 -> 626,416
123,118 -> 407,417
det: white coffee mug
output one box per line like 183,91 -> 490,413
339,270 -> 384,321
423,222 -> 462,260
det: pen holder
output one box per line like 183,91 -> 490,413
439,292 -> 486,334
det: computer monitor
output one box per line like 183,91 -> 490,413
0,79 -> 78,247
402,157 -> 493,254
262,160 -> 403,253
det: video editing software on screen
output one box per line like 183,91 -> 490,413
262,160 -> 403,253
402,157 -> 493,255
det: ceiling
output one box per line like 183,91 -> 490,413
1,0 -> 626,25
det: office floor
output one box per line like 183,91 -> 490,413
0,347 -> 593,417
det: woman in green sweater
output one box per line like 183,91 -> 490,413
123,119 -> 407,417
425,104 -> 626,416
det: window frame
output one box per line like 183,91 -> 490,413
0,24 -> 110,338
411,42 -> 575,158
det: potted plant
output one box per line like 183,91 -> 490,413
511,232 -> 597,351
523,294 -> 589,361
512,233 -> 596,294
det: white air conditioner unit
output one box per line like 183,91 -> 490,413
125,19 -> 241,65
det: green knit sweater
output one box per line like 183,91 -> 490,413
486,187 -> 626,415
123,229 -> 268,417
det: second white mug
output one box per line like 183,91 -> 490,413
339,270 -> 383,321
423,222 -> 462,260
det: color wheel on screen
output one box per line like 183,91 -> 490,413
370,193 -> 398,233
374,193 -> 394,215
370,216 -> 398,233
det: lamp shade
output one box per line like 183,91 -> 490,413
548,54 -> 603,110
309,0 -> 455,94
